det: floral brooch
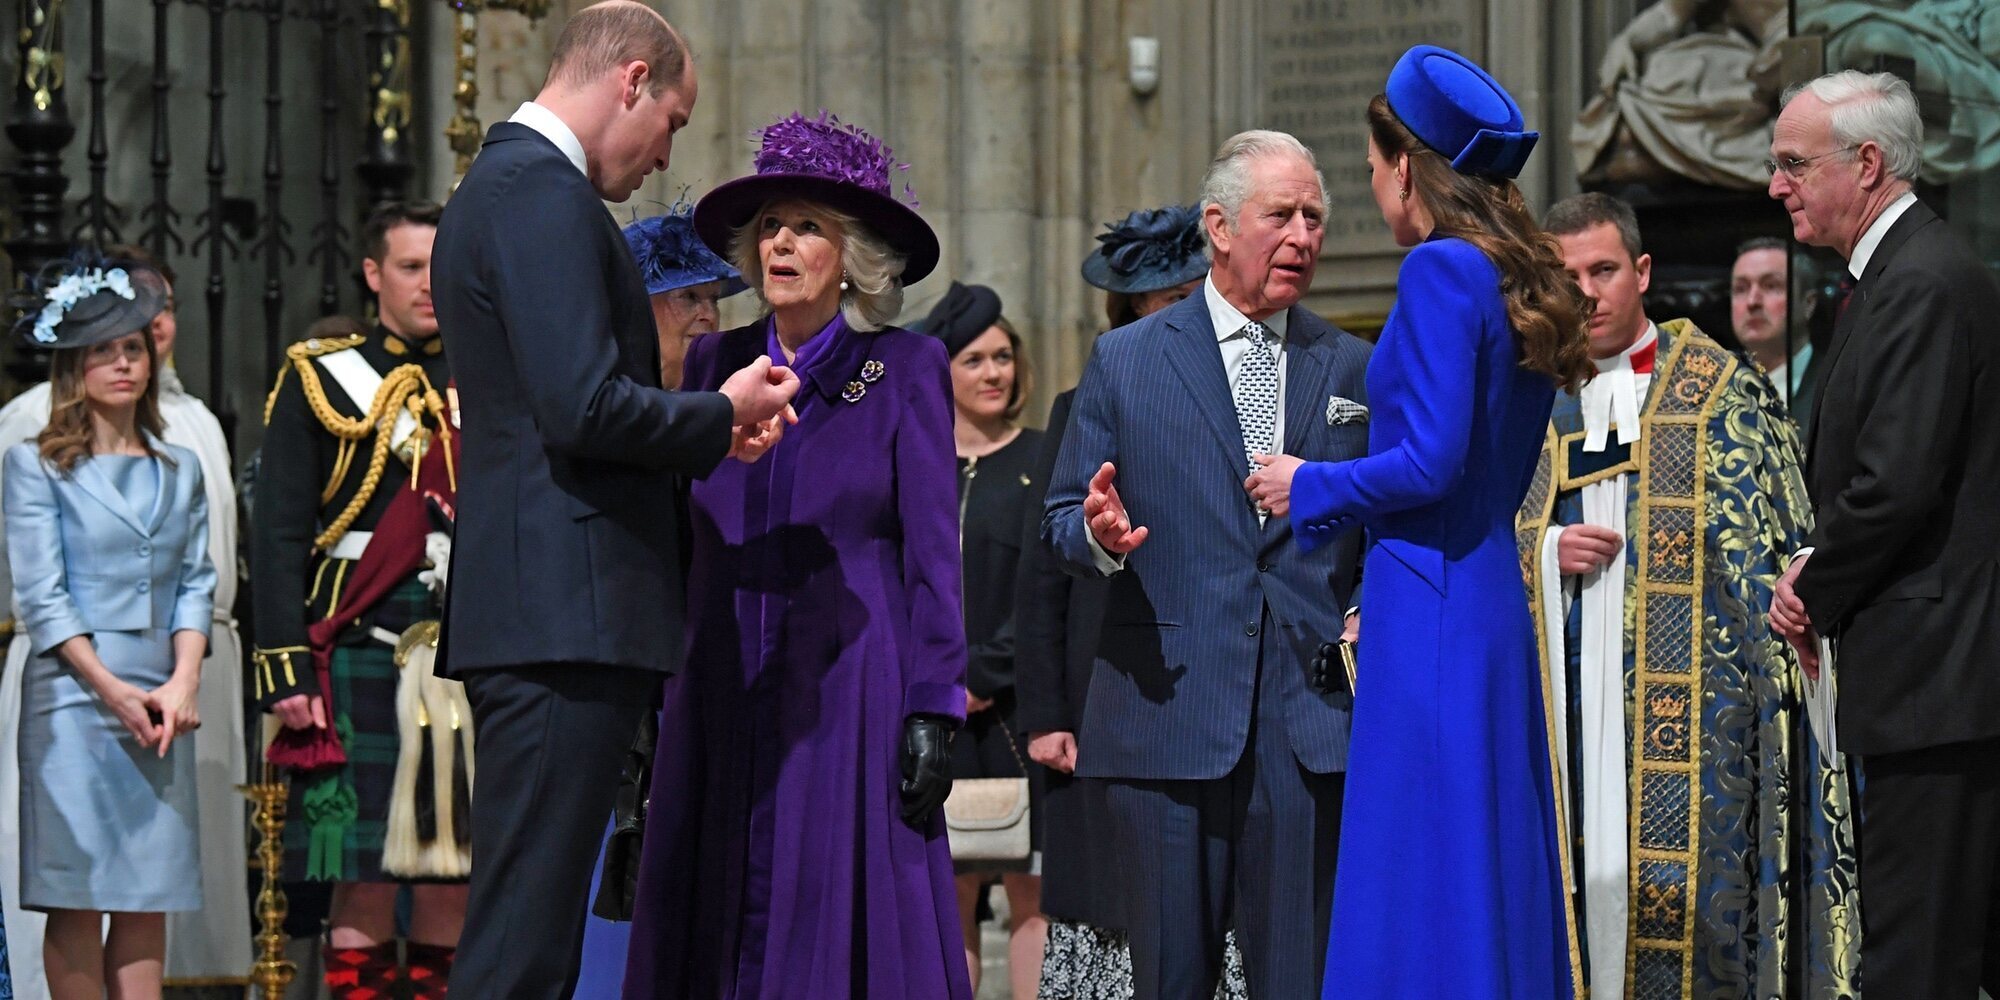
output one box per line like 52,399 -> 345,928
842,359 -> 887,403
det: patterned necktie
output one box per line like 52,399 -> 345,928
1235,320 -> 1279,474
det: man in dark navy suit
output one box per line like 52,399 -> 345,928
1041,130 -> 1369,999
431,4 -> 798,996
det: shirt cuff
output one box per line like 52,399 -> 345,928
1085,527 -> 1126,576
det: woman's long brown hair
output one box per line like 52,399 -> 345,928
37,331 -> 170,476
1368,94 -> 1593,392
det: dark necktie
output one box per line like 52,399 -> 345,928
1834,273 -> 1857,323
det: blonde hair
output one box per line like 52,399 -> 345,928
729,200 -> 907,332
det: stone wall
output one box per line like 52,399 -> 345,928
419,0 -> 1602,422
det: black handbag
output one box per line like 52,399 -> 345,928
591,706 -> 659,921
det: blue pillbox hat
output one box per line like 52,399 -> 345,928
1384,44 -> 1538,179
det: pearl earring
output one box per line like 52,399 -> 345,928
839,272 -> 850,292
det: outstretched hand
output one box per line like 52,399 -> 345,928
1083,462 -> 1148,554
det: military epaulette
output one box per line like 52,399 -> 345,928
290,332 -> 368,360
263,332 -> 368,426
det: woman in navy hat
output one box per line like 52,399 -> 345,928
621,203 -> 749,389
1082,204 -> 1210,330
623,112 -> 971,1000
2,251 -> 215,999
1243,45 -> 1591,996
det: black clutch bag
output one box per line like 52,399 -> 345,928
591,707 -> 659,922
1313,640 -> 1359,697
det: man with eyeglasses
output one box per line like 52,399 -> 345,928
1767,70 -> 2000,997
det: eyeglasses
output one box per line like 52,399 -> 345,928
1764,146 -> 1860,179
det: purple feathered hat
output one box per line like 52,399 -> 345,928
693,112 -> 941,285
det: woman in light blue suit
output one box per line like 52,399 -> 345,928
2,253 -> 213,1000
1246,47 -> 1593,997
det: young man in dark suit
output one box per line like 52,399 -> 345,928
1768,70 -> 2000,997
430,4 -> 797,996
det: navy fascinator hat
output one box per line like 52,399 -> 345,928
1080,203 -> 1210,295
1384,45 -> 1538,179
622,202 -> 747,298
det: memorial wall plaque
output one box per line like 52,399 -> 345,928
1260,0 -> 1488,258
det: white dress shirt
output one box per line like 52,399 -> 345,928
1766,342 -> 1814,404
507,102 -> 587,178
1847,190 -> 1919,280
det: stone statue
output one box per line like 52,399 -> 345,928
1574,0 -> 1789,190
1802,0 -> 2000,182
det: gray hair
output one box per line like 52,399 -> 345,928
1782,71 -> 1924,182
1198,130 -> 1329,249
728,201 -> 907,332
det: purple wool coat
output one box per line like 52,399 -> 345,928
623,314 -> 973,1000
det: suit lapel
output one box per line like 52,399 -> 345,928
74,457 -> 147,537
143,451 -> 171,535
1282,307 -> 1331,456
1161,296 -> 1247,466
1808,201 -> 1935,465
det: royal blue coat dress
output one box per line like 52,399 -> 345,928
1290,237 -> 1570,998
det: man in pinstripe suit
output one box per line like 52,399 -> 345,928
1041,130 -> 1369,1000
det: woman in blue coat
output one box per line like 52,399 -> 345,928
1245,46 -> 1592,997
2,254 -> 214,1000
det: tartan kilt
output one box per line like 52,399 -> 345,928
281,576 -> 452,883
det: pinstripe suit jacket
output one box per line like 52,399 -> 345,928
1042,292 -> 1369,780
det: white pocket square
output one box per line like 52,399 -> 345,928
1327,396 -> 1369,426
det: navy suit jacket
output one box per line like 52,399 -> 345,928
1042,292 -> 1370,780
432,122 -> 735,676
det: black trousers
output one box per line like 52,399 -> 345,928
1855,736 -> 2000,998
1102,637 -> 1343,1000
448,663 -> 658,1000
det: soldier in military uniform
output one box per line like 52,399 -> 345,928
251,201 -> 463,1000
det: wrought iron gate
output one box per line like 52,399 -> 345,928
0,0 -> 434,452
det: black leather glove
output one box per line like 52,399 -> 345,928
899,713 -> 955,826
1312,641 -> 1353,696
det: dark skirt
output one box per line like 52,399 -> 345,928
282,578 -> 450,883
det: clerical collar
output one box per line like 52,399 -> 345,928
1591,325 -> 1658,375
1581,323 -> 1659,453
380,325 -> 443,357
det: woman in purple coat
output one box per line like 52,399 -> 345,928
623,112 -> 972,1000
